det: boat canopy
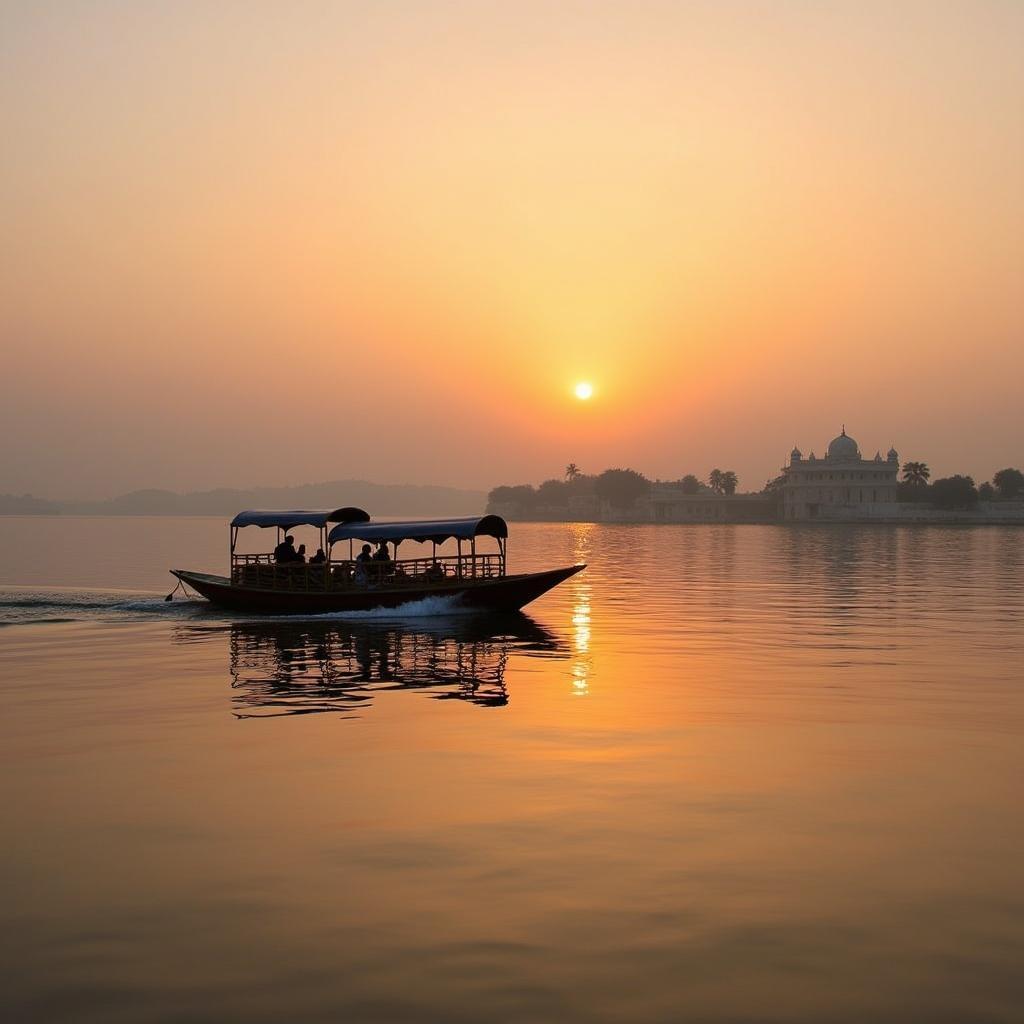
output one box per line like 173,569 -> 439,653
231,508 -> 370,531
328,515 -> 508,547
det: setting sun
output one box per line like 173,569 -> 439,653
574,382 -> 594,400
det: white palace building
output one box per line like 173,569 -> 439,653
781,427 -> 899,520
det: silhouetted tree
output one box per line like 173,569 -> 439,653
487,484 -> 537,513
978,482 -> 995,501
929,475 -> 978,509
564,463 -> 581,482
567,472 -> 597,495
993,468 -> 1024,500
902,461 -> 931,486
537,479 -> 569,506
679,474 -> 701,494
708,469 -> 738,495
897,481 -> 931,503
594,468 -> 650,509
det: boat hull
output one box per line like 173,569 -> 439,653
170,564 -> 585,615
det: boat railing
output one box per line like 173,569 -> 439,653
230,552 -> 504,591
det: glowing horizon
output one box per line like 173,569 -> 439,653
1,2 -> 1022,499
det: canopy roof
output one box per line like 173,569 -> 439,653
231,507 -> 370,530
328,515 -> 507,547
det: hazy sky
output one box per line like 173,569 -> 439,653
2,1 -> 1022,499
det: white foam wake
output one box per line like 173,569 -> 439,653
321,594 -> 469,620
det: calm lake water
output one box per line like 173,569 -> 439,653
2,516 -> 1023,1023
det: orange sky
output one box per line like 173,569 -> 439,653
1,1 -> 1021,499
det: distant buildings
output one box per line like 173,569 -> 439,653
487,424 -> 1024,525
781,427 -> 899,520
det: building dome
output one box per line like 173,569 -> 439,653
887,446 -> 899,462
826,427 -> 860,461
790,446 -> 802,463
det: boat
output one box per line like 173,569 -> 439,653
170,508 -> 584,614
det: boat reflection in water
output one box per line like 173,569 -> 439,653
178,613 -> 567,718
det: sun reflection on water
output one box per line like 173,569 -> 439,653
571,588 -> 592,696
569,521 -> 595,696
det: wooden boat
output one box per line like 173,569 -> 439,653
170,509 -> 584,615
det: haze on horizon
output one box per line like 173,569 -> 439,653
2,1 -> 1021,502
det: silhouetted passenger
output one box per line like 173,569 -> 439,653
373,541 -> 391,562
310,548 -> 326,565
296,544 -> 306,563
274,535 -> 298,563
354,543 -> 373,584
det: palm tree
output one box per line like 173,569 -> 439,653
564,463 -> 580,482
902,461 -> 930,486
708,469 -> 724,494
721,470 -> 738,496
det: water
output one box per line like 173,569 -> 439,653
2,516 -> 1023,1022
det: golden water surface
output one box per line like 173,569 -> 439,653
2,518 -> 1023,1022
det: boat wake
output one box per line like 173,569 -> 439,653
313,593 -> 470,620
0,588 -> 477,627
0,589 -> 205,626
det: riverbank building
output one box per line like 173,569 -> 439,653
781,427 -> 899,520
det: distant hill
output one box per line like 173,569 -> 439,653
0,493 -> 62,515
0,480 -> 486,518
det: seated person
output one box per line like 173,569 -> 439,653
354,543 -> 373,583
426,560 -> 445,582
295,543 -> 307,564
373,540 -> 394,579
309,547 -> 327,565
274,534 -> 298,563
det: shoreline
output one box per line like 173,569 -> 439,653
496,515 -> 1024,528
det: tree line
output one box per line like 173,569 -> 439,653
489,461 -> 1024,516
898,463 -> 1024,509
488,465 -> 742,513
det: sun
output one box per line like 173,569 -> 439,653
574,381 -> 594,400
